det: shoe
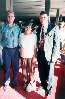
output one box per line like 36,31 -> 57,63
26,81 -> 36,92
3,85 -> 9,91
36,86 -> 45,93
45,89 -> 51,96
23,81 -> 29,90
9,83 -> 17,89
45,86 -> 52,96
3,85 -> 7,91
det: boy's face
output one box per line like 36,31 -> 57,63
39,14 -> 48,26
25,25 -> 32,34
7,13 -> 15,24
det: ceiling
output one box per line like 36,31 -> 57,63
13,0 -> 65,17
13,0 -> 45,16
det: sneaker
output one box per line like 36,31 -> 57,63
45,89 -> 51,96
26,81 -> 36,92
3,85 -> 9,91
36,86 -> 45,96
45,86 -> 52,96
23,81 -> 29,90
36,86 -> 45,93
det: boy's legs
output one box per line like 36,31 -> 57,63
21,58 -> 29,89
26,58 -> 36,92
22,58 -> 28,82
27,58 -> 34,82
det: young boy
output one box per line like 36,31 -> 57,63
19,23 -> 37,92
1,10 -> 20,90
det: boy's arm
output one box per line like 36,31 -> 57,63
34,45 -> 37,58
34,34 -> 37,58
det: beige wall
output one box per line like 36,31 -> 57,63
0,0 -> 13,19
0,0 -> 65,19
13,0 -> 45,16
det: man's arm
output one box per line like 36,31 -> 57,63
51,26 -> 60,63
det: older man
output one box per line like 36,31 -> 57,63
0,10 -> 20,90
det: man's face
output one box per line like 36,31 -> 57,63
7,13 -> 15,24
39,14 -> 48,26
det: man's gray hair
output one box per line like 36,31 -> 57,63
7,10 -> 15,16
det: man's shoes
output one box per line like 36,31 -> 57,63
45,89 -> 51,96
45,86 -> 52,96
9,83 -> 17,89
3,85 -> 7,91
3,85 -> 9,91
